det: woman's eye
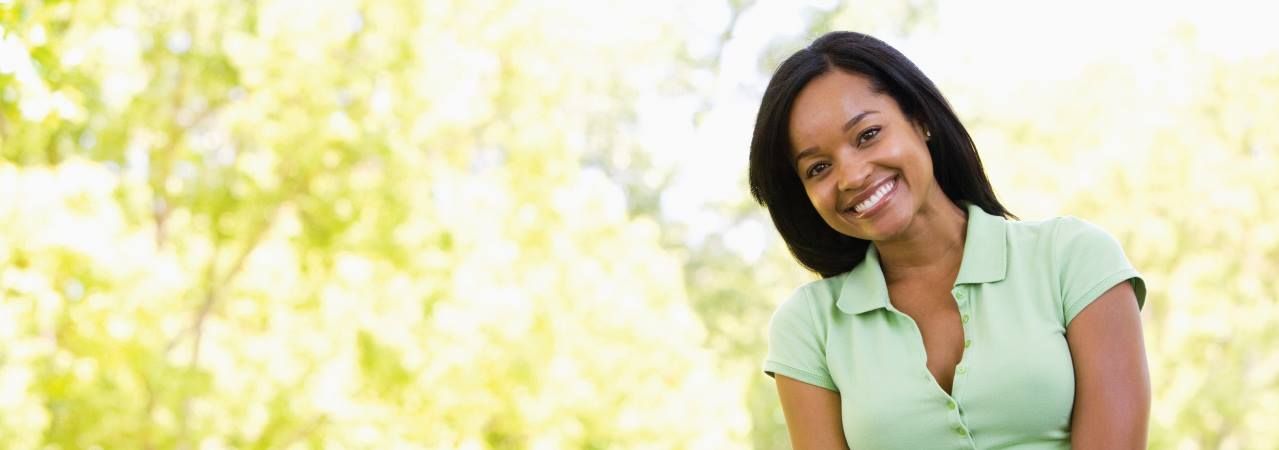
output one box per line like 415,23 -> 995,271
806,162 -> 829,178
858,127 -> 881,145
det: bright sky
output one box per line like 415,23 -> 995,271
642,0 -> 1279,263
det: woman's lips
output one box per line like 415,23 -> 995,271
844,175 -> 898,219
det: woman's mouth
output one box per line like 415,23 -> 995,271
845,176 -> 897,218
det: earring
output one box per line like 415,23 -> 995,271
925,130 -> 932,140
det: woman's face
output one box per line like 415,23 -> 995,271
788,69 -> 939,242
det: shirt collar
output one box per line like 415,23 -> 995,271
836,203 -> 1008,315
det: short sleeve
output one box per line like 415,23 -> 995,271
1053,217 -> 1147,326
763,287 -> 837,391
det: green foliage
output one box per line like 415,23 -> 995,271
1,0 -> 745,448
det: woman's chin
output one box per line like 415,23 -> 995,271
834,215 -> 910,242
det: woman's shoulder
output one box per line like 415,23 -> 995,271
782,274 -> 846,310
770,272 -> 853,325
1004,214 -> 1118,252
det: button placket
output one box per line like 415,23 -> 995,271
953,287 -> 971,351
952,287 -> 976,447
952,286 -> 973,399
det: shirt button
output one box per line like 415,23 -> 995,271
955,290 -> 966,300
964,339 -> 972,348
954,425 -> 968,436
947,400 -> 957,410
957,366 -> 968,375
961,314 -> 970,324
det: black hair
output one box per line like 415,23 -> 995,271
748,31 -> 1013,278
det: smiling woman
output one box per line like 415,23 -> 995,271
788,69 -> 952,245
749,32 -> 1151,449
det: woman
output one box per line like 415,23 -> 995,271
750,32 -> 1150,449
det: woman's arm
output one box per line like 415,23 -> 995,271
1065,281 -> 1151,449
776,374 -> 849,450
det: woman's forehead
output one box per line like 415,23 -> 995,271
789,71 -> 897,148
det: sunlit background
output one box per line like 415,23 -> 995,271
1,0 -> 1277,448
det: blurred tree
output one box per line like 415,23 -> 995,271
1,0 -> 748,448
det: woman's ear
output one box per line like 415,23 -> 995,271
914,121 -> 931,141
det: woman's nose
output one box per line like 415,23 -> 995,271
834,156 -> 871,193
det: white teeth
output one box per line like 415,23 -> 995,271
853,179 -> 895,213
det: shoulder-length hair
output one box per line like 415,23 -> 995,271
748,31 -> 1013,278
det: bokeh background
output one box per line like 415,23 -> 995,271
2,0 -> 1277,448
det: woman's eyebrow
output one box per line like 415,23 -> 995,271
794,110 -> 880,165
841,110 -> 878,132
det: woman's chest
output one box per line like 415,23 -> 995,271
887,284 -> 966,395
826,285 -> 1077,448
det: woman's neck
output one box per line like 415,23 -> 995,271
875,197 -> 968,285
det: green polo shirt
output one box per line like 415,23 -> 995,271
763,203 -> 1146,449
